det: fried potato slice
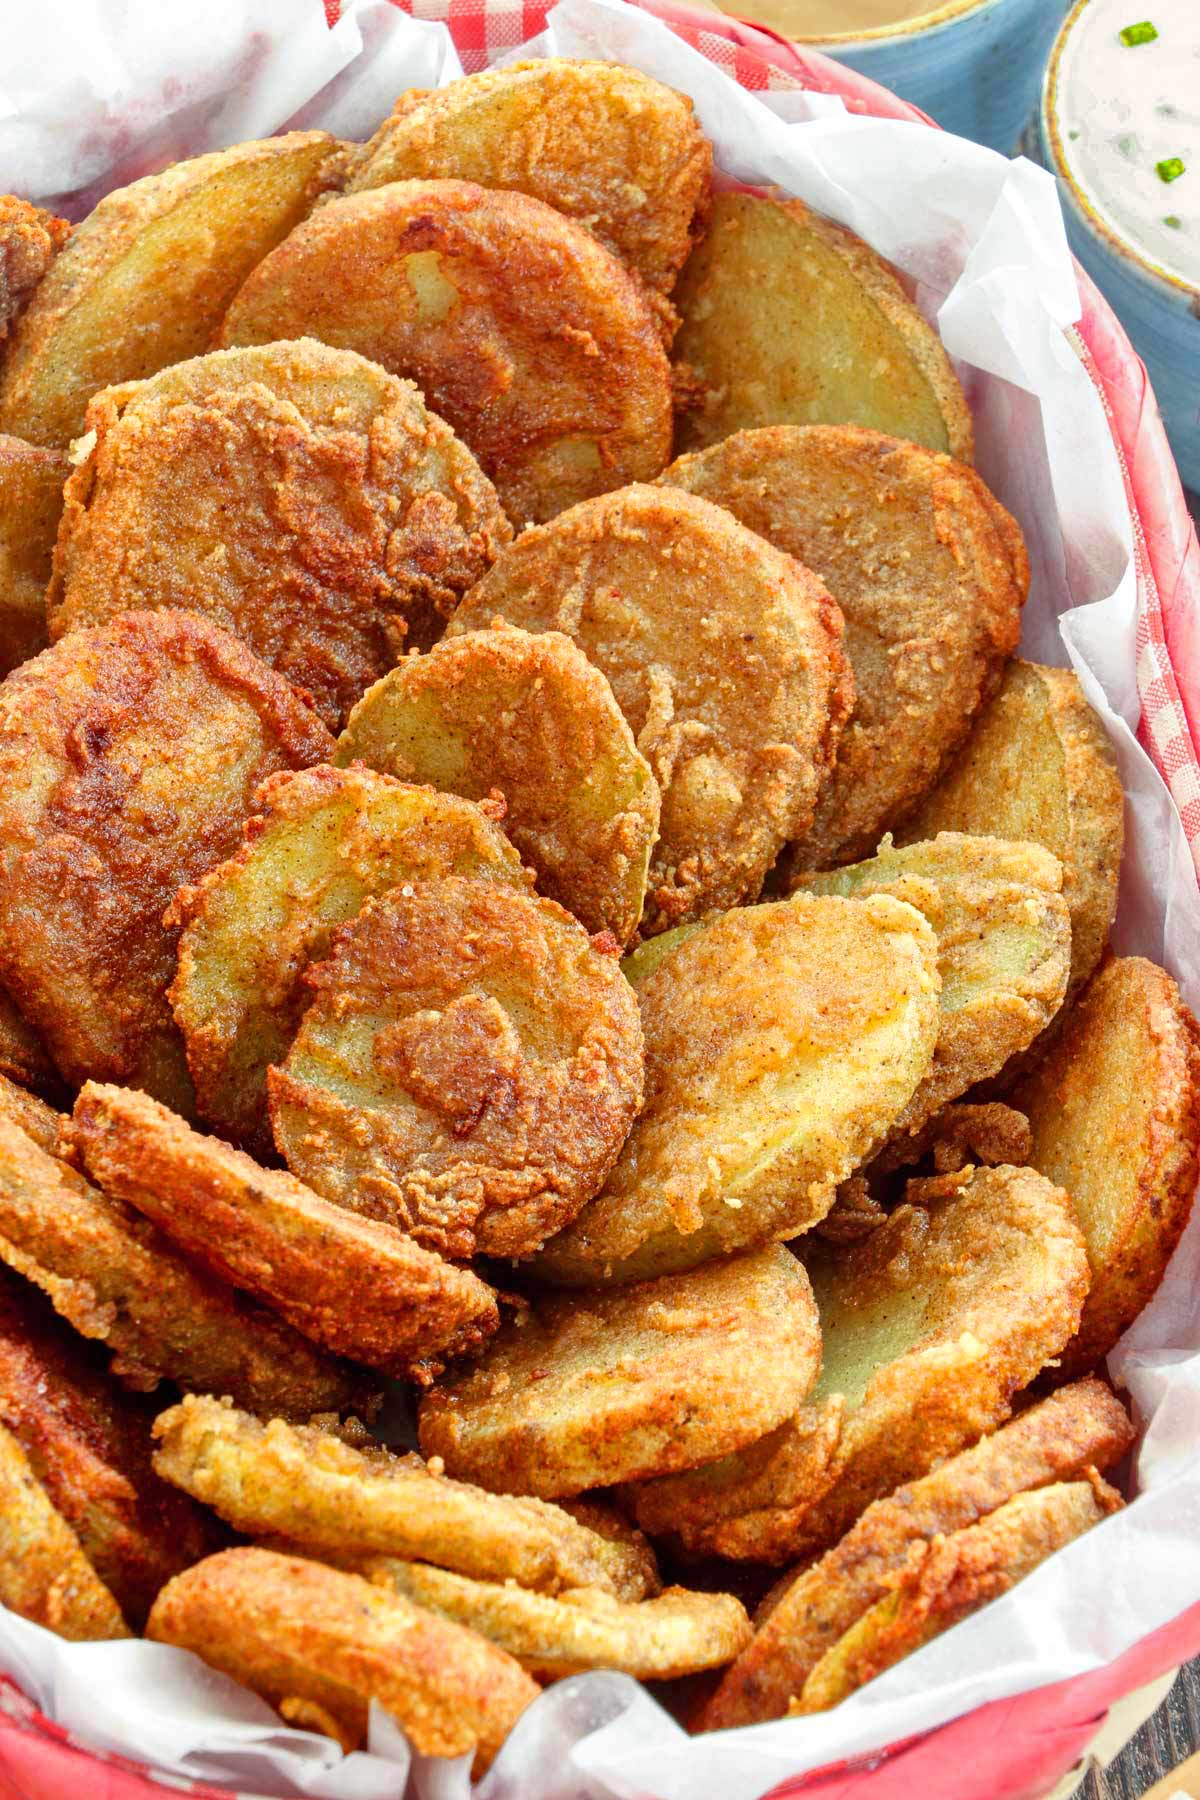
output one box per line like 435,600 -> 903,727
0,1269 -> 226,1629
168,764 -> 528,1160
1014,956 -> 1200,1373
0,609 -> 331,1111
661,426 -> 1026,869
153,1395 -> 657,1602
533,893 -> 939,1286
0,1069 -> 60,1152
898,660 -> 1124,1001
66,1083 -> 499,1385
625,1165 -> 1090,1562
672,194 -> 973,461
220,179 -> 672,527
347,61 -> 711,301
0,432 -> 65,676
798,835 -> 1071,1150
793,1478 -> 1119,1714
0,1420 -> 129,1641
336,626 -> 660,945
0,987 -> 57,1095
148,1547 -> 538,1773
48,341 -> 511,728
448,485 -> 853,933
0,197 -> 70,344
698,1377 -> 1134,1727
419,1246 -> 822,1497
270,877 -> 644,1261
0,1109 -> 367,1418
0,135 -> 339,448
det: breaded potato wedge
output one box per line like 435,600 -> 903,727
0,987 -> 57,1095
533,893 -> 939,1285
0,1421 -> 129,1641
66,1083 -> 499,1385
48,341 -> 511,728
661,426 -> 1026,869
449,485 -> 853,933
347,60 -> 711,300
336,626 -> 660,945
898,660 -> 1124,1001
0,135 -> 339,447
0,197 -> 70,344
0,1110 -> 367,1418
153,1394 -> 657,1601
270,878 -> 644,1261
148,1547 -> 538,1773
0,432 -> 65,676
169,764 -> 529,1160
793,1479 -> 1119,1713
672,194 -> 973,461
0,610 -> 331,1111
220,179 -> 672,526
698,1377 -> 1134,1727
1014,956 -> 1200,1373
798,835 -> 1071,1149
0,1269 -> 225,1629
419,1246 -> 822,1497
625,1165 -> 1090,1562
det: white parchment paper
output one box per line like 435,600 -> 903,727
1,1 -> 1199,1795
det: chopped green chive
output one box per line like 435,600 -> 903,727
1163,214 -> 1183,229
1119,20 -> 1158,45
1157,157 -> 1186,183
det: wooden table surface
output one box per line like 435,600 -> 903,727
1083,1663 -> 1200,1799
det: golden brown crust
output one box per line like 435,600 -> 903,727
0,1420 -> 129,1641
336,625 -> 661,945
0,1069 -> 62,1152
0,432 -> 65,677
662,426 -> 1026,869
0,197 -> 70,344
48,341 -> 512,728
0,987 -> 58,1095
220,179 -> 673,527
270,877 -> 644,1261
147,1547 -> 538,1774
449,484 -> 854,933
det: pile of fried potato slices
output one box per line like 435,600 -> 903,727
0,53 -> 1196,1779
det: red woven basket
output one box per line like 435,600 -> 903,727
2,6 -> 1199,1797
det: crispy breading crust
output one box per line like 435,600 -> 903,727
662,426 -> 1026,870
336,625 -> 661,945
0,196 -> 70,344
147,1547 -> 539,1773
0,1421 -> 129,1640
883,1100 -> 1034,1177
0,988 -> 58,1095
418,1246 -> 822,1497
168,764 -> 529,1159
48,341 -> 512,728
0,432 -> 65,677
0,609 -> 332,1111
66,1082 -> 499,1384
270,877 -> 645,1261
0,1069 -> 62,1152
220,179 -> 673,527
698,1377 -> 1134,1727
449,484 -> 853,934
152,1395 -> 657,1601
347,60 -> 711,300
1014,956 -> 1200,1374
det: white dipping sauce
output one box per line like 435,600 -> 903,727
1054,0 -> 1199,288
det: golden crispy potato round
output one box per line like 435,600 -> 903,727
798,834 -> 1071,1150
625,1164 -> 1090,1563
418,1246 -> 822,1497
153,1395 -> 657,1601
220,179 -> 672,527
661,425 -> 1027,870
898,660 -> 1124,1001
699,1377 -> 1134,1728
168,764 -> 528,1160
0,136 -> 339,448
672,193 -> 973,461
270,877 -> 644,1261
0,433 -> 64,677
0,196 -> 70,346
347,61 -> 711,301
48,341 -> 511,729
449,484 -> 853,933
533,893 -> 940,1286
1014,956 -> 1200,1374
0,610 -> 332,1111
0,1420 -> 129,1641
65,1083 -> 499,1385
336,625 -> 660,945
148,1547 -> 538,1773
